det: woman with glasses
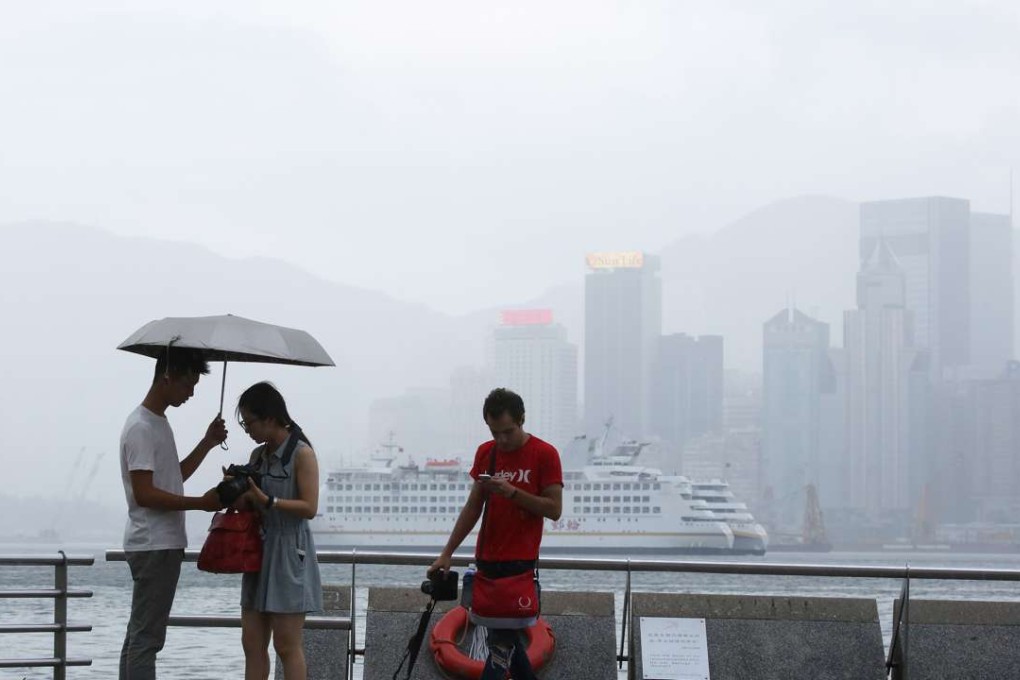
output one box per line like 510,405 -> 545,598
234,381 -> 322,680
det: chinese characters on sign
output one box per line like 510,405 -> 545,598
639,617 -> 710,680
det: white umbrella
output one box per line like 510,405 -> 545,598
117,313 -> 334,418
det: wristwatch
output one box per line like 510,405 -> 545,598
265,495 -> 276,510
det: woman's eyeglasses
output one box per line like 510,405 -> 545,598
239,416 -> 263,431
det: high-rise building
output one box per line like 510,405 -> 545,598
761,307 -> 835,528
651,333 -> 723,460
492,309 -> 578,452
680,429 -> 762,510
970,362 -> 1020,520
859,197 -> 970,378
931,362 -> 1020,523
843,239 -> 923,515
818,347 -> 848,511
584,251 -> 662,438
969,212 -> 1014,372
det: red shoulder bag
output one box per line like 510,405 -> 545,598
469,444 -> 541,628
197,509 -> 263,574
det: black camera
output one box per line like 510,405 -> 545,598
216,463 -> 263,505
421,570 -> 458,601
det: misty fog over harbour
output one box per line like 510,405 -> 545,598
7,3 -> 1020,679
2,0 -> 1019,558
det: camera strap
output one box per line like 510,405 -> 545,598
280,425 -> 302,468
391,598 -> 436,680
253,425 -> 304,481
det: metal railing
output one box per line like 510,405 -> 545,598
0,553 -> 94,679
105,547 -> 1020,580
106,548 -> 1020,680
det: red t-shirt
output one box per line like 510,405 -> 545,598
470,434 -> 563,562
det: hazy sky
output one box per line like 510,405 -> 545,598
2,0 -> 1019,312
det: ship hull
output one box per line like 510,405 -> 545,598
311,534 -> 745,555
312,521 -> 740,554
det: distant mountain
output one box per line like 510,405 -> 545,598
0,221 -> 489,499
7,200 -> 1012,501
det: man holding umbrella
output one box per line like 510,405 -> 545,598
116,313 -> 335,678
118,347 -> 227,679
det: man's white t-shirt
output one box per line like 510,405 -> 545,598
120,405 -> 187,551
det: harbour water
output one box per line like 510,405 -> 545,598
2,544 -> 1019,679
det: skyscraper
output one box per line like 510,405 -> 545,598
583,251 -> 662,438
843,239 -> 922,515
650,333 -> 723,459
761,307 -> 834,528
969,212 -> 1014,373
931,362 -> 1020,523
492,309 -> 578,451
859,197 -> 970,378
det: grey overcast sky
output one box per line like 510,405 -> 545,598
2,0 -> 1018,312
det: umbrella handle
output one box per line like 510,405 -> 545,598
219,361 -> 229,451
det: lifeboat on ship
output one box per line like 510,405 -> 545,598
429,606 -> 555,678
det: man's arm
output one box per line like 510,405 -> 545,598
180,417 -> 227,482
428,482 -> 485,575
485,478 -> 563,521
130,470 -> 221,511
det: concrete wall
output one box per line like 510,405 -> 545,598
362,587 -> 617,680
276,584 -> 350,680
892,599 -> 1020,680
629,593 -> 885,680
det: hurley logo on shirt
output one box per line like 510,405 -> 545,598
495,469 -> 532,484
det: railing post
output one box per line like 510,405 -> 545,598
886,563 -> 910,680
619,558 -> 631,670
349,548 -> 357,680
53,551 -> 68,680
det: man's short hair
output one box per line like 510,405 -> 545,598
482,388 -> 525,424
153,347 -> 210,382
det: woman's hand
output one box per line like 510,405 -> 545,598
247,477 -> 269,507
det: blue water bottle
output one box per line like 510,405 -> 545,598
461,566 -> 475,608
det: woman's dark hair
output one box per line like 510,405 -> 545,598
153,347 -> 210,382
482,388 -> 525,425
236,382 -> 312,446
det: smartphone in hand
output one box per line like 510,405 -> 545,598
477,473 -> 492,482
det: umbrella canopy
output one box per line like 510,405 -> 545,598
118,315 -> 334,441
117,314 -> 334,367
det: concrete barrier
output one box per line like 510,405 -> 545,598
891,599 -> 1020,680
275,584 -> 350,680
629,593 -> 885,680
362,587 -> 617,679
528,590 -> 617,679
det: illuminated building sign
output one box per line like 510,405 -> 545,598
500,309 -> 554,326
585,251 -> 645,269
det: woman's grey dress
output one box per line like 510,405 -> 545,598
241,439 -> 323,613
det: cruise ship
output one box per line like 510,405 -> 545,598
691,480 -> 769,555
312,435 -> 768,555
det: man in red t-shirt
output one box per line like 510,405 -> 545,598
429,388 -> 563,680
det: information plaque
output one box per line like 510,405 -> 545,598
639,617 -> 710,680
